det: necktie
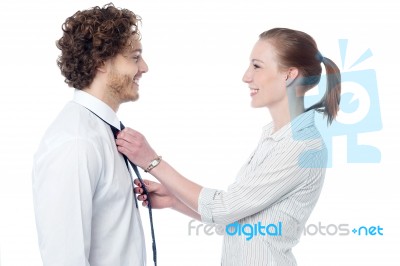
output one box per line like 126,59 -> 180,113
111,122 -> 157,266
85,108 -> 157,266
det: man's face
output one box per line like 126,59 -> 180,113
106,37 -> 148,104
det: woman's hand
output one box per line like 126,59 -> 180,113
116,128 -> 158,170
134,179 -> 177,209
117,128 -> 202,216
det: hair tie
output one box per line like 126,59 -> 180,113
316,52 -> 324,63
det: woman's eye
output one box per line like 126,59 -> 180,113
253,64 -> 260,69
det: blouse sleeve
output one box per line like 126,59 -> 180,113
198,141 -> 325,225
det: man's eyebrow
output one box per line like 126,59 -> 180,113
129,48 -> 142,53
251,59 -> 264,63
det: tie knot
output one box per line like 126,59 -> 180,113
111,127 -> 119,139
111,122 -> 124,139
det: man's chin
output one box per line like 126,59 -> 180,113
122,94 -> 139,103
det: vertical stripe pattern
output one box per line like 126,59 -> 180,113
198,110 -> 327,265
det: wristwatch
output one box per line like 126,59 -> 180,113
144,156 -> 162,172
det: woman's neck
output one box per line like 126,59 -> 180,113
269,88 -> 305,133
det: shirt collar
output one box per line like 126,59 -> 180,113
73,89 -> 121,130
263,110 -> 315,141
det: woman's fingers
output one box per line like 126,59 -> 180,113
134,179 -> 142,187
137,194 -> 148,207
137,194 -> 147,201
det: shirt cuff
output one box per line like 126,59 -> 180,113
198,187 -> 218,223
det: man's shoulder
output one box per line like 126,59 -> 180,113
37,102 -> 110,151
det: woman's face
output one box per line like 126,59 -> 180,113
242,39 -> 288,109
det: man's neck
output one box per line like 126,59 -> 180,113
83,82 -> 119,112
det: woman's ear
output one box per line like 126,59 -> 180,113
285,67 -> 299,87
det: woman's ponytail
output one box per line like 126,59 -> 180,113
306,57 -> 341,125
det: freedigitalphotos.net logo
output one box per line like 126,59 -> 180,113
188,220 -> 384,238
301,222 -> 384,237
188,220 -> 282,241
225,221 -> 282,241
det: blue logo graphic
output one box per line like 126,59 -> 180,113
302,39 -> 382,167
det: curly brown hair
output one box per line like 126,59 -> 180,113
56,3 -> 141,90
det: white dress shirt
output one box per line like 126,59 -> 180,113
198,110 -> 327,266
32,90 -> 146,266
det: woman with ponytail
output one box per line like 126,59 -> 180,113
117,28 -> 340,265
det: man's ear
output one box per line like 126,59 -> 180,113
285,67 -> 299,87
96,61 -> 108,73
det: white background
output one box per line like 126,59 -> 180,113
1,0 -> 400,265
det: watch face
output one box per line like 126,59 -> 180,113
145,156 -> 161,172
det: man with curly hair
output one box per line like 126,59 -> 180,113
32,3 -> 149,265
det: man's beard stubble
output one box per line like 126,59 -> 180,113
107,70 -> 139,103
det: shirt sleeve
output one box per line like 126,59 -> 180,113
32,138 -> 102,265
198,143 -> 322,225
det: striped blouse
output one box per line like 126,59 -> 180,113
198,110 -> 327,266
